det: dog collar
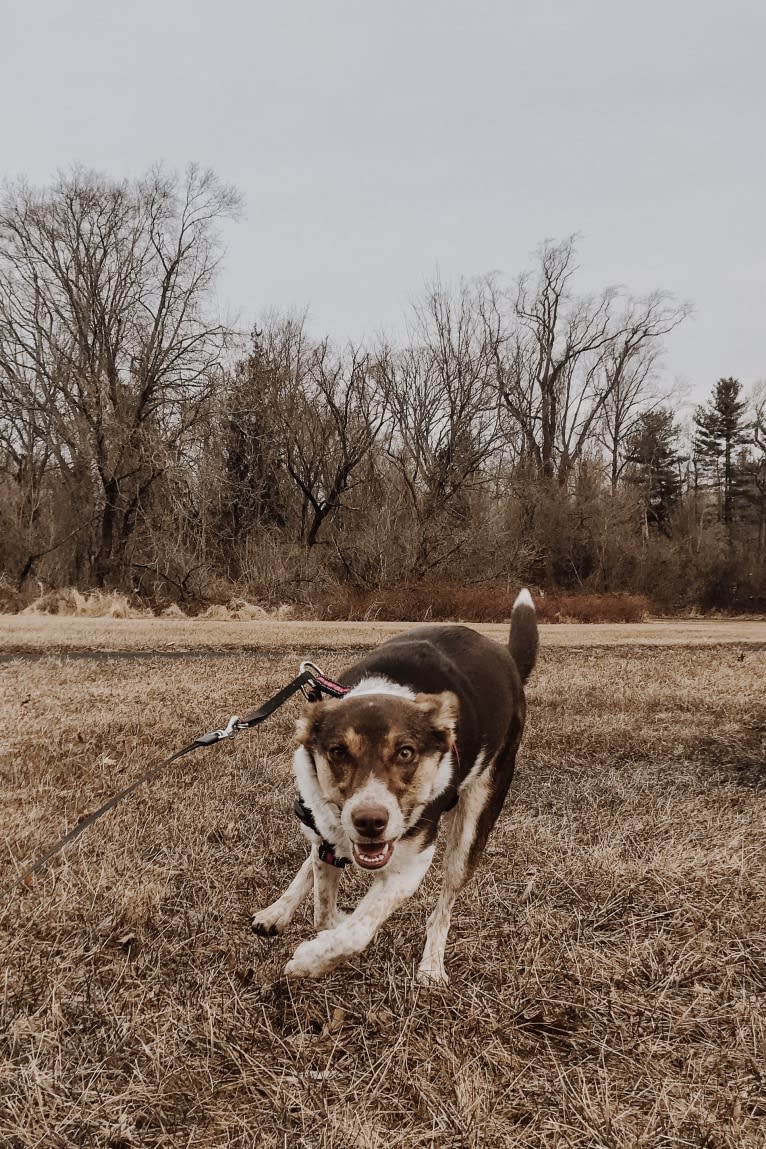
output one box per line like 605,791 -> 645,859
293,798 -> 351,868
317,841 -> 351,868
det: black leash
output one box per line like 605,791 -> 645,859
10,663 -> 349,891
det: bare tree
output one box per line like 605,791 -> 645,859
499,237 -> 688,486
501,236 -> 614,483
754,383 -> 766,455
598,294 -> 690,490
0,165 -> 239,587
232,316 -> 388,549
376,280 -> 504,576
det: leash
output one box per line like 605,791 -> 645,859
10,661 -> 349,891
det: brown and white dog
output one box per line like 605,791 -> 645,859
252,589 -> 538,983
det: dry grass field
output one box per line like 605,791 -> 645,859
3,614 -> 766,655
1,619 -> 765,1147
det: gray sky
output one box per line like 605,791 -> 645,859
3,0 -> 765,406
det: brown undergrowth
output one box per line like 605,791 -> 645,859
3,585 -> 653,624
317,586 -> 652,624
1,631 -> 764,1147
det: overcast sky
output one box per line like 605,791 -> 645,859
3,0 -> 765,408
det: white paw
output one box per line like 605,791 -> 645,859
251,904 -> 292,937
284,934 -> 342,978
416,962 -> 450,987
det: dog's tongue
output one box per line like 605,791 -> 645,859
353,841 -> 394,869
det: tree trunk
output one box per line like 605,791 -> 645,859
94,478 -> 120,587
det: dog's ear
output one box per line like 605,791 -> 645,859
295,697 -> 345,744
414,691 -> 459,737
296,701 -> 324,744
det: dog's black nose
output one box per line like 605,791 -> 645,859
352,806 -> 389,839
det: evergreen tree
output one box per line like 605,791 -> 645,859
692,377 -> 749,528
736,430 -> 766,555
624,409 -> 684,534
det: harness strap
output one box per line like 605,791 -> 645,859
298,661 -> 350,704
293,798 -> 351,868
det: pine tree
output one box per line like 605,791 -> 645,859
624,409 -> 685,535
692,377 -> 750,528
736,448 -> 766,542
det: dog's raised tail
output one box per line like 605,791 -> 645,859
509,588 -> 538,684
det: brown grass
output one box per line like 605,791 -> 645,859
4,585 -> 657,624
1,626 -> 765,1146
13,589 -> 277,622
317,585 -> 652,624
3,615 -> 765,657
19,588 -> 150,619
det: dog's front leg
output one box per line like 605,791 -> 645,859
285,845 -> 435,978
252,854 -> 314,937
313,854 -> 346,930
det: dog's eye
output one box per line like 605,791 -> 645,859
328,744 -> 348,761
397,745 -> 417,762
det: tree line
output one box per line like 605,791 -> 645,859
1,167 -> 764,612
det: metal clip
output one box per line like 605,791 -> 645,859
195,715 -> 241,746
299,661 -> 325,701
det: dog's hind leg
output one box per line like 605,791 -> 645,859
251,854 -> 314,937
418,758 -> 513,985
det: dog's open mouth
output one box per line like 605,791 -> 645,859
352,841 -> 395,870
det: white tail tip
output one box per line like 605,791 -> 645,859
513,588 -> 535,611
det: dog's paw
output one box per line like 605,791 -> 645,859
283,955 -> 318,978
416,961 -> 450,987
251,905 -> 291,937
284,935 -> 342,978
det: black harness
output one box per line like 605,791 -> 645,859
293,797 -> 352,868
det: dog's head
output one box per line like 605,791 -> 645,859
297,691 -> 458,870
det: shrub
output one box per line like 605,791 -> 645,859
314,583 -> 651,623
19,588 -> 149,618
